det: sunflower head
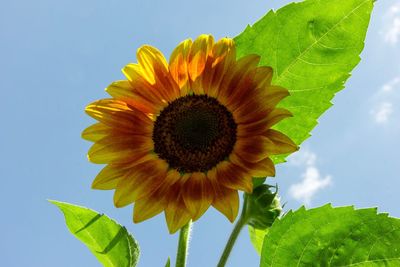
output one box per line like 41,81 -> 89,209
82,34 -> 298,233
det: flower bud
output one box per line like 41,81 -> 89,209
244,184 -> 282,229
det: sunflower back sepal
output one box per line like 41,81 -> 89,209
244,184 -> 282,230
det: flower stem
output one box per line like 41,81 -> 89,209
217,195 -> 249,267
175,220 -> 192,267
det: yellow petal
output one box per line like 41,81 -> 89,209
88,135 -> 153,164
210,37 -> 236,68
85,99 -> 153,133
105,80 -> 157,112
188,34 -> 214,83
165,197 -> 192,234
133,197 -> 164,223
122,63 -> 145,83
136,45 -> 169,85
105,80 -> 132,98
169,39 -> 192,89
133,170 -> 181,223
203,38 -> 236,98
182,172 -> 213,221
125,48 -> 180,104
82,123 -> 111,142
92,164 -> 128,190
122,64 -> 172,109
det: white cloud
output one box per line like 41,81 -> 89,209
288,149 -> 316,166
288,149 -> 332,205
385,18 -> 400,45
370,76 -> 399,124
381,76 -> 400,93
384,3 -> 400,45
371,102 -> 393,123
289,167 -> 332,205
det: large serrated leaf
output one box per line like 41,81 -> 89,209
248,226 -> 268,255
50,200 -> 139,267
260,204 -> 400,266
234,0 -> 374,254
234,0 -> 374,163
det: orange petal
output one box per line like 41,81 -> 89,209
113,158 -> 168,207
264,129 -> 298,154
232,86 -> 289,124
208,168 -> 239,222
237,121 -> 268,138
87,135 -> 153,164
231,94 -> 271,123
263,85 -> 290,107
182,172 -> 214,221
234,136 -> 271,163
254,66 -> 273,88
211,38 -> 236,68
133,169 -> 182,223
215,161 -> 253,193
169,39 -> 192,90
230,152 -> 275,178
188,34 -> 214,84
123,63 -> 174,109
264,108 -> 293,128
236,108 -> 292,137
203,38 -> 236,97
218,54 -> 260,106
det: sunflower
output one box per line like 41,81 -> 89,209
82,34 -> 298,233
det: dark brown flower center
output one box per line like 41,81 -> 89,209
152,94 -> 237,173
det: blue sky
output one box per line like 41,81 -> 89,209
1,0 -> 399,266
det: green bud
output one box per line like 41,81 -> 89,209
244,184 -> 282,229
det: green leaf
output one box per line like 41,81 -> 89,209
234,0 -> 374,163
260,204 -> 400,266
235,0 -> 374,255
50,200 -> 139,267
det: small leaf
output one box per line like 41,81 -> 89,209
261,204 -> 400,266
165,257 -> 171,267
50,200 -> 139,267
234,0 -> 374,163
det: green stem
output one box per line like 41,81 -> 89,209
175,221 -> 192,267
217,195 -> 249,267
